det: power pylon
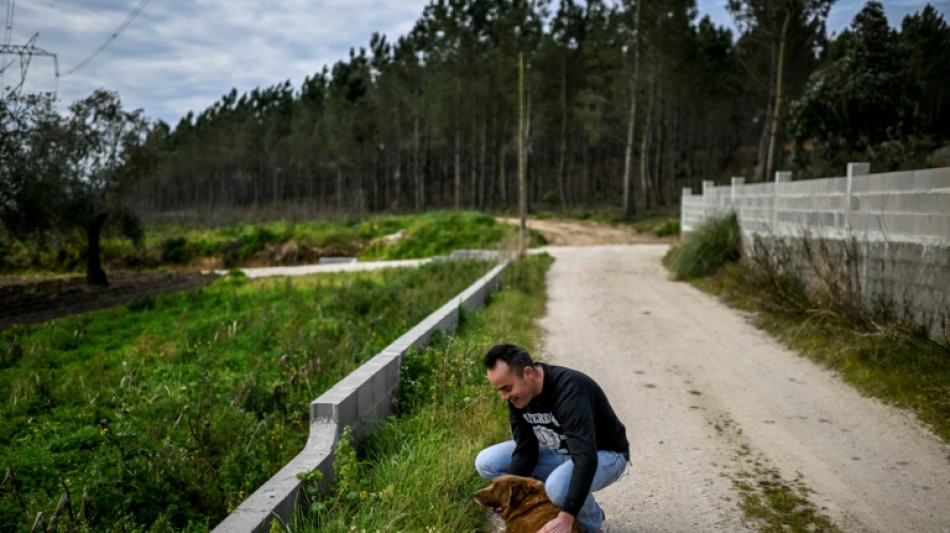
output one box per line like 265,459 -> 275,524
1,33 -> 60,98
1,0 -> 59,99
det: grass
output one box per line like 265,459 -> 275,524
663,213 -> 740,279
0,211 -> 544,274
731,466 -> 841,532
282,253 -> 554,533
0,259 -> 493,532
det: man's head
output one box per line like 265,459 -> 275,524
484,344 -> 543,409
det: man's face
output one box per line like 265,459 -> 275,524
487,360 -> 536,409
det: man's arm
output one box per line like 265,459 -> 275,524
507,405 -> 539,476
556,387 -> 599,516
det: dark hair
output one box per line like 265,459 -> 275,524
483,344 -> 535,378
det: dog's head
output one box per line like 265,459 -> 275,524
474,474 -> 549,514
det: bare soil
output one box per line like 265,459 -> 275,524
498,217 -> 674,247
0,271 -> 219,331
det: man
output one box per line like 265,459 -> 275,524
475,344 -> 629,533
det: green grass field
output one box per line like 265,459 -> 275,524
0,257 -> 494,531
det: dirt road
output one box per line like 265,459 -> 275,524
537,243 -> 950,532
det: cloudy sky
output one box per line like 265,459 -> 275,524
3,0 -> 945,126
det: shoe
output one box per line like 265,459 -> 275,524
596,517 -> 610,533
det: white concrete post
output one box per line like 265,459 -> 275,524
772,171 -> 791,234
730,176 -> 745,209
703,180 -> 715,220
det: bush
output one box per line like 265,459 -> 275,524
663,213 -> 740,279
161,236 -> 191,264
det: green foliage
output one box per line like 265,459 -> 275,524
286,253 -> 553,532
788,1 -> 919,176
654,219 -> 680,237
358,211 -> 511,260
0,213 -> 520,274
663,213 -> 741,279
633,218 -> 680,237
0,259 -> 490,531
161,236 -> 191,264
0,90 -> 150,285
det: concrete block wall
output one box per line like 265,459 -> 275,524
213,260 -> 509,533
681,165 -> 950,340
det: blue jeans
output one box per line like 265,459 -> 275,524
475,440 -> 627,533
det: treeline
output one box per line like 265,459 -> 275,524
117,1 -> 950,218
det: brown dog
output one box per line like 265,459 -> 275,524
474,474 -> 582,533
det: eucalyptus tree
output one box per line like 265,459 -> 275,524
728,0 -> 832,182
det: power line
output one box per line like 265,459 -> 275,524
64,0 -> 151,76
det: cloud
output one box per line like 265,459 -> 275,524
5,0 -> 942,125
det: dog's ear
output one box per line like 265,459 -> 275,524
506,479 -> 529,508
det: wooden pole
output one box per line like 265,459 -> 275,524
519,52 -> 526,256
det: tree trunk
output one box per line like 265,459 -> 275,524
85,214 -> 109,287
622,0 -> 642,219
640,68 -> 656,210
454,125 -> 461,210
557,53 -> 569,212
766,9 -> 793,183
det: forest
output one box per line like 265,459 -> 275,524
3,0 -> 950,230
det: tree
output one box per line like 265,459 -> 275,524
900,4 -> 950,138
0,89 -> 148,285
728,0 -> 832,181
788,1 -> 917,175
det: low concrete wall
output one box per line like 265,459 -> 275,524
213,260 -> 509,532
681,164 -> 950,340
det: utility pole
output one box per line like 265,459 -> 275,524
518,52 -> 526,256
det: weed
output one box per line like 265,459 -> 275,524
664,213 -> 741,279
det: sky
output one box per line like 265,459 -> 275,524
2,0 -> 946,126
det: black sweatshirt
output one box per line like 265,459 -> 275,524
506,363 -> 629,516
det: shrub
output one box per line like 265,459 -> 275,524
663,213 -> 741,279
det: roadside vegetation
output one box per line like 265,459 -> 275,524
283,254 -> 552,533
664,214 -> 950,529
0,256 -> 494,532
0,211 -> 546,276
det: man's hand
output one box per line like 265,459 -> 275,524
538,511 -> 575,533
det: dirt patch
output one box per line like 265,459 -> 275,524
0,271 -> 220,331
498,217 -> 675,246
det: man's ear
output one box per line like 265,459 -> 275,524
523,365 -> 535,380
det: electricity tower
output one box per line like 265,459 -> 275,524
1,0 -> 59,99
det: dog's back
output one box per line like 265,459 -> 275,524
475,474 -> 582,533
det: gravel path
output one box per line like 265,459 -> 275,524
538,244 -> 950,533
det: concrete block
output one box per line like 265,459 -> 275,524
919,192 -> 939,214
869,173 -> 884,191
914,169 -> 941,191
311,386 -> 358,425
775,171 -> 792,183
891,172 -> 918,191
901,193 -> 924,211
884,194 -> 902,212
848,162 -> 871,177
914,215 -> 933,236
851,175 -> 872,193
938,215 -> 950,240
939,192 -> 950,214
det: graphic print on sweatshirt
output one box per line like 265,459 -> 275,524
523,411 -> 569,454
